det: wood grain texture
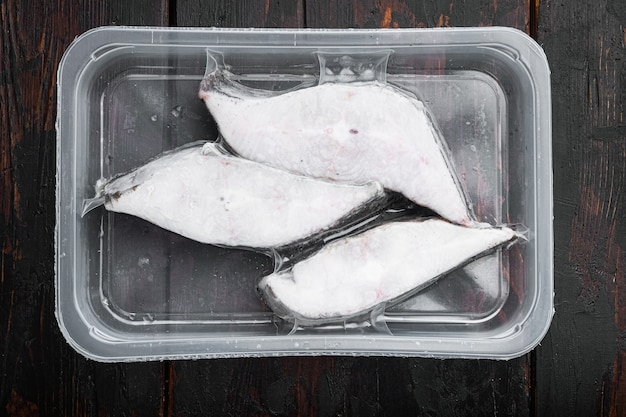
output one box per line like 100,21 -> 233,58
6,0 -> 626,416
176,0 -> 304,28
304,0 -> 529,31
0,1 -> 169,415
537,0 -> 626,416
171,356 -> 531,417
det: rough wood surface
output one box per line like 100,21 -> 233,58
176,0 -> 304,27
304,0 -> 529,30
2,0 -> 625,415
536,0 -> 626,416
0,1 -> 169,416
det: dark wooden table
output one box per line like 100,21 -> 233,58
2,0 -> 625,416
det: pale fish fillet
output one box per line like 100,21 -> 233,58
87,142 -> 386,249
200,70 -> 474,226
257,218 -> 519,324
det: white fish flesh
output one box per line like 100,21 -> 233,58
258,218 -> 519,324
87,142 -> 386,249
200,70 -> 474,226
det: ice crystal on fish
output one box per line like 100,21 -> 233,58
258,218 -> 519,323
200,68 -> 475,226
88,142 -> 386,249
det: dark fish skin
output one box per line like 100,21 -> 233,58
273,195 -> 437,270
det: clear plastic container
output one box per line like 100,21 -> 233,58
56,26 -> 553,361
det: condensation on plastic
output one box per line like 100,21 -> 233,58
56,26 -> 553,362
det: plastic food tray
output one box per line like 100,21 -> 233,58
56,27 -> 552,361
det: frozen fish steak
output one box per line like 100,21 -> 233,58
200,71 -> 474,226
258,218 -> 519,323
88,142 -> 385,249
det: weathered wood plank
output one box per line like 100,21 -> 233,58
305,0 -> 529,32
176,0 -> 304,28
15,0 -> 625,415
536,0 -> 626,416
172,356 -> 531,416
0,1 -> 169,415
